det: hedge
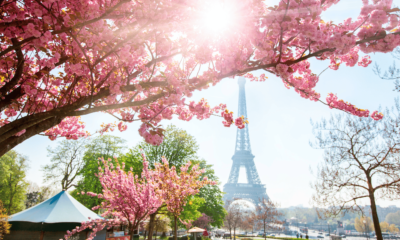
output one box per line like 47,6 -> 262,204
168,236 -> 190,240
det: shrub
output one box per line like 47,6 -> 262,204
0,201 -> 11,240
168,236 -> 190,240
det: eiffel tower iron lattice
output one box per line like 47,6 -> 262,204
223,77 -> 269,205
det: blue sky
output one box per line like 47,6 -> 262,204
14,0 -> 400,208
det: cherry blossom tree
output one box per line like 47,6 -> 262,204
64,157 -> 162,240
193,213 -> 213,229
148,157 -> 216,240
1,0 -> 399,156
64,155 -> 214,240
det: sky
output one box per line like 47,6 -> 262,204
13,0 -> 400,208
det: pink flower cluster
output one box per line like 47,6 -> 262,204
222,109 -> 234,127
2,0 -> 399,147
244,73 -> 268,82
45,117 -> 88,140
276,61 -> 321,102
326,93 -> 383,119
234,116 -> 248,129
192,213 -> 213,229
98,123 -> 116,134
189,98 -> 211,120
138,123 -> 164,146
14,129 -> 26,137
179,218 -> 193,230
358,55 -> 372,67
63,218 -> 111,240
117,122 -> 128,132
371,110 -> 384,120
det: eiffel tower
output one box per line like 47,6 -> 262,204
223,77 -> 269,205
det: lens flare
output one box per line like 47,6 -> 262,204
201,2 -> 235,33
193,1 -> 238,37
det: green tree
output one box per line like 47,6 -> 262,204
193,160 -> 227,228
125,125 -> 199,172
71,135 -> 126,210
0,150 -> 28,215
178,196 -> 205,228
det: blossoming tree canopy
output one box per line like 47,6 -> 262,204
63,156 -> 215,240
65,157 -> 162,240
1,0 -> 398,155
150,157 -> 217,216
149,156 -> 216,240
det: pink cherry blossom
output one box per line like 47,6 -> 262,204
117,122 -> 127,132
45,117 -> 88,140
358,55 -> 372,67
1,0 -> 399,155
326,93 -> 384,118
371,110 -> 384,120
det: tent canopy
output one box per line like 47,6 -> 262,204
188,227 -> 205,233
8,191 -> 103,231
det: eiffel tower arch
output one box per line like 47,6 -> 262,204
223,77 -> 269,205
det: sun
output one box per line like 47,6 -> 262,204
202,2 -> 234,33
195,1 -> 238,35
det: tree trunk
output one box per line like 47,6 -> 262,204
148,213 -> 157,240
7,174 -> 13,215
130,226 -> 135,240
174,216 -> 177,240
264,220 -> 266,240
233,227 -> 236,240
229,228 -> 232,240
369,189 -> 382,240
144,231 -> 147,240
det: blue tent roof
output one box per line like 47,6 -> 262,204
9,191 -> 103,223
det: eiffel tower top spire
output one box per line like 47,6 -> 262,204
235,77 -> 252,153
